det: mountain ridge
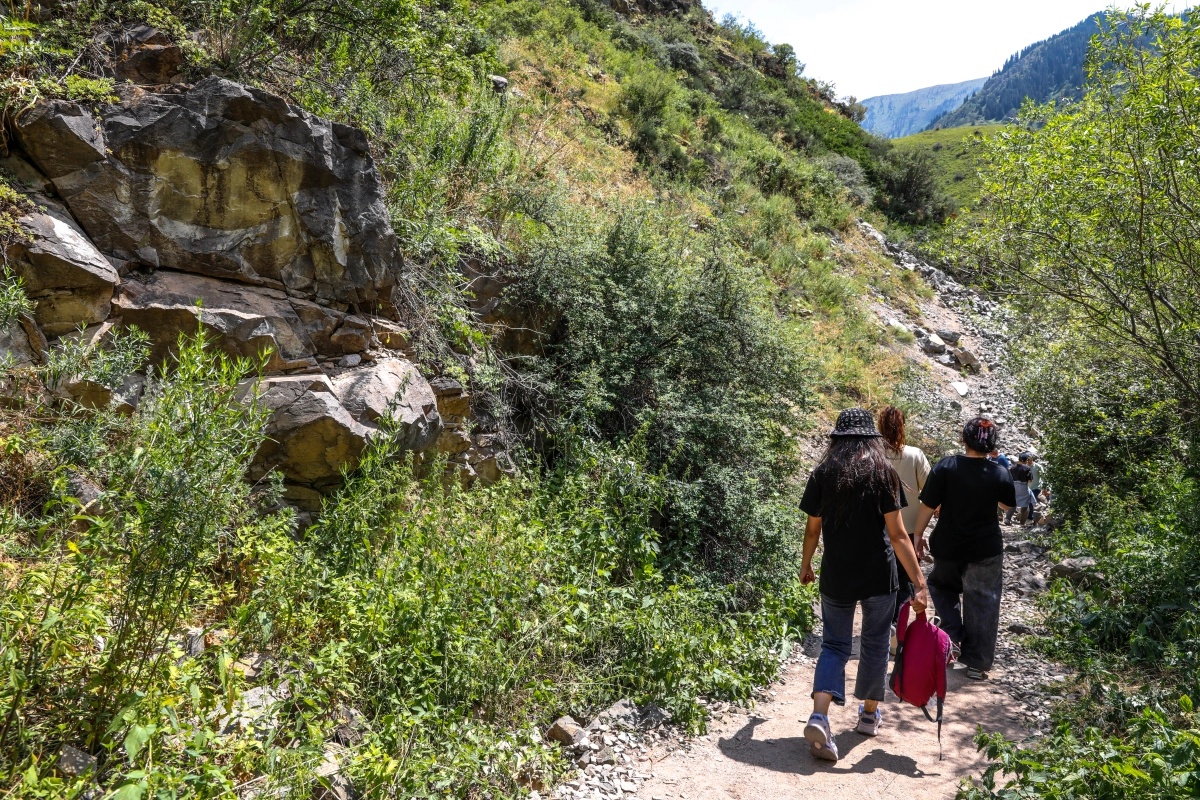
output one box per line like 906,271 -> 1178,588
860,77 -> 988,139
928,12 -> 1103,129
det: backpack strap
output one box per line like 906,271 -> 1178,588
936,696 -> 944,761
919,697 -> 945,761
896,601 -> 912,642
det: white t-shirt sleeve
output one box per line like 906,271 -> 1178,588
913,447 -> 932,492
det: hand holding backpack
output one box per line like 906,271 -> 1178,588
889,600 -> 952,759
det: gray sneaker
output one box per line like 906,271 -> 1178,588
855,704 -> 882,736
804,713 -> 839,762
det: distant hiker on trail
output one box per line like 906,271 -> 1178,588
798,408 -> 930,762
878,406 -> 932,635
1006,454 -> 1034,526
1029,452 -> 1045,523
912,418 -> 1016,681
988,448 -> 1010,469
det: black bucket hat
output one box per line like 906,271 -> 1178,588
830,408 -> 882,438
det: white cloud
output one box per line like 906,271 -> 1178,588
703,1 -> 1190,100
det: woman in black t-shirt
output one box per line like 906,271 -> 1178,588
798,408 -> 929,762
911,417 -> 1016,681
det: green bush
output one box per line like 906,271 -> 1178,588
509,206 -> 812,588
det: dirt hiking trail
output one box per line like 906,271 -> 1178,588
551,228 -> 1069,800
632,514 -> 1058,800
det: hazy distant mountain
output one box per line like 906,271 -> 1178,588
860,78 -> 988,139
928,13 -> 1103,129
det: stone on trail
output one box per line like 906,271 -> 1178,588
951,380 -> 970,396
1049,557 -> 1098,584
954,348 -> 981,369
56,745 -> 96,778
936,328 -> 962,345
547,716 -> 588,746
920,333 -> 947,354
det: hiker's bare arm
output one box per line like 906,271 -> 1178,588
913,503 -> 937,559
800,514 -> 820,584
886,510 -> 929,614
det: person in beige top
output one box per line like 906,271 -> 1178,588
878,407 -> 932,628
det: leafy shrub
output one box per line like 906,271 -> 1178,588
509,206 -> 812,588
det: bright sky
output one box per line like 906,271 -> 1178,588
703,1 -> 1189,100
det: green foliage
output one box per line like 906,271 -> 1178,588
511,206 -> 813,586
1,377 -> 811,796
0,268 -> 31,325
952,11 -> 1200,796
964,715 -> 1200,800
957,9 -> 1200,424
42,326 -> 151,391
891,124 -> 1005,210
1,330 -> 280,782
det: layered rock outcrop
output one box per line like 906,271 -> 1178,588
15,77 -> 401,312
8,72 -> 509,497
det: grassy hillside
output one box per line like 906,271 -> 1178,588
861,77 -> 987,139
892,124 -> 1006,210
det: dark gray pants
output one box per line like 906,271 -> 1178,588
928,554 -> 1003,671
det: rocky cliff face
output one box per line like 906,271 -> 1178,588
6,64 -> 510,502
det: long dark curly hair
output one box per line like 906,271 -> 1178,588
817,435 -> 902,528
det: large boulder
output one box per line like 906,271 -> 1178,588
330,358 -> 441,452
0,316 -> 44,368
246,374 -> 371,488
109,25 -> 183,85
14,78 -> 401,312
113,270 -> 378,372
9,194 -> 119,335
247,360 -> 441,488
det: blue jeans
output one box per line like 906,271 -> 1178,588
812,592 -> 897,705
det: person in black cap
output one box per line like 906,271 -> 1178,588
799,408 -> 929,762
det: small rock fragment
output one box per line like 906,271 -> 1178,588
57,745 -> 96,778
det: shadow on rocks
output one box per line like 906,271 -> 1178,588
717,719 -> 939,779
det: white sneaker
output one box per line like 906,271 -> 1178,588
804,713 -> 839,761
855,704 -> 882,736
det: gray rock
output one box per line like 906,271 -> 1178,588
935,328 -> 961,345
337,353 -> 362,368
15,78 -> 401,310
247,362 -> 440,488
65,469 -> 103,513
330,358 -> 441,452
245,374 -> 372,488
429,375 -> 470,418
593,747 -> 617,766
954,348 -> 981,369
547,715 -> 587,746
0,316 -> 45,368
109,25 -> 182,85
184,627 -> 206,657
115,270 -> 342,371
57,745 -> 96,778
1008,623 -> 1034,635
1050,557 -> 1097,584
919,333 -> 946,354
594,698 -> 641,730
490,74 -> 509,93
9,194 -> 118,335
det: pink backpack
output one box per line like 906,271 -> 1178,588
889,601 -> 952,758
